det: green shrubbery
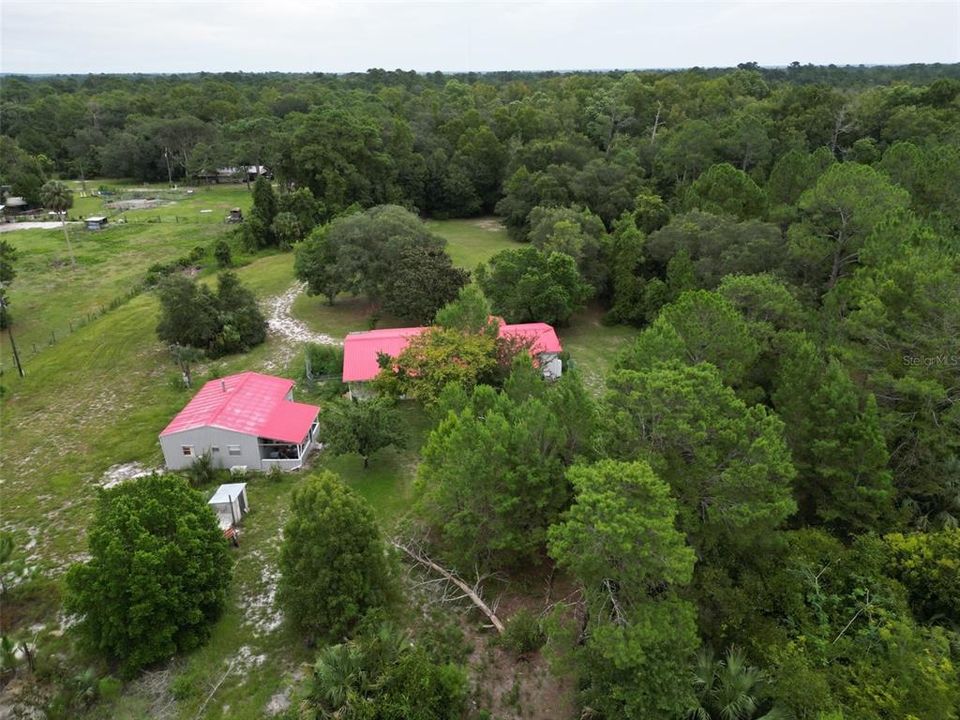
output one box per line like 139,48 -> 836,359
65,475 -> 231,676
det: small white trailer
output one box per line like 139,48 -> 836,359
208,483 -> 249,545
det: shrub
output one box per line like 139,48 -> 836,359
277,472 -> 393,641
305,343 -> 344,378
213,240 -> 232,268
184,452 -> 216,487
65,475 -> 231,676
155,272 -> 266,358
499,609 -> 545,656
306,619 -> 468,719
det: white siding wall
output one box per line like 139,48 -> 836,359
539,352 -> 562,380
348,382 -> 377,401
160,427 -> 263,471
210,499 -> 241,529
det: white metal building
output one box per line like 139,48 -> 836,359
159,372 -> 320,472
208,483 -> 250,530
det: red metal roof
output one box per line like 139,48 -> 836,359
160,371 -> 319,443
497,322 -> 563,355
342,327 -> 430,382
342,322 -> 562,383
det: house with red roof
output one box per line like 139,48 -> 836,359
342,320 -> 563,397
159,371 -> 320,472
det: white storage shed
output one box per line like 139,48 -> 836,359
208,483 -> 249,531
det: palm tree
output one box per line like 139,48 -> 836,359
688,646 -> 789,720
40,180 -> 76,268
308,624 -> 407,718
310,643 -> 370,717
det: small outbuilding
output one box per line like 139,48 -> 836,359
208,482 -> 249,528
159,371 -> 320,471
85,216 -> 108,230
2,197 -> 28,217
208,482 -> 249,545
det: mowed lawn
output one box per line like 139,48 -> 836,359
1,182 -> 255,361
425,216 -> 516,269
0,223 -> 234,360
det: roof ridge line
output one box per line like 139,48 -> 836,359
207,371 -> 255,428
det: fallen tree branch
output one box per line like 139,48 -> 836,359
193,659 -> 236,720
392,539 -> 504,633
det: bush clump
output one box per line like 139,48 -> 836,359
65,475 -> 231,676
498,608 -> 545,656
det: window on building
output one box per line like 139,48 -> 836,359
181,446 -> 194,456
227,445 -> 242,456
211,446 -> 220,453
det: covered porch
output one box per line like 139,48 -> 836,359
258,415 -> 319,470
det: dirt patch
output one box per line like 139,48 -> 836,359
472,218 -> 506,232
0,222 -> 74,233
265,667 -> 304,717
265,688 -> 292,716
467,639 -> 575,720
400,558 -> 576,720
106,198 -> 164,211
99,462 -> 158,489
243,549 -> 285,636
235,645 -> 268,672
462,566 -> 576,719
262,283 -> 339,371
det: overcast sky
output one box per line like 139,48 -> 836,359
1,1 -> 958,74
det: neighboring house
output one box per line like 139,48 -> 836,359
342,319 -> 563,398
246,165 -> 270,182
196,166 -> 242,184
159,371 -> 320,471
196,166 -> 268,184
85,216 -> 108,230
2,197 -> 28,217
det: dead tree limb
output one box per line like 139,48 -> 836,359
603,579 -> 628,627
391,539 -> 504,633
193,659 -> 236,720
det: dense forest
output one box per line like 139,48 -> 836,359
2,64 -> 960,719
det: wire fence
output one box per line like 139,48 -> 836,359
4,284 -> 145,367
72,187 -> 242,225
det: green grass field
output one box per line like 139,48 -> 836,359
0,201 -> 634,719
1,223 -> 236,360
425,216 -> 516,269
62,179 -> 255,224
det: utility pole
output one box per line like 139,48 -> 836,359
0,292 -> 24,377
